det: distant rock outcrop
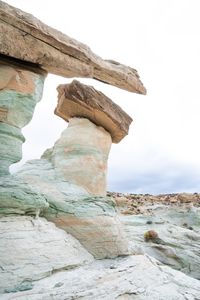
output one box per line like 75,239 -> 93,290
111,192 -> 200,280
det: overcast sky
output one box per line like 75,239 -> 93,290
5,0 -> 200,194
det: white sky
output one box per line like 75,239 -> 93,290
5,0 -> 200,194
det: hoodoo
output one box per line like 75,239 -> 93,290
1,2 -> 200,300
53,80 -> 133,195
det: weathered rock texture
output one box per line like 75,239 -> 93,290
1,132 -> 200,299
0,61 -> 45,175
15,122 -> 129,259
0,0 -> 146,94
1,3 -> 199,299
1,255 -> 200,300
44,197 -> 129,259
56,80 -> 133,143
0,176 -> 49,216
0,216 -> 93,294
43,118 -> 112,195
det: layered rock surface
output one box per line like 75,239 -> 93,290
0,61 -> 45,175
1,3 -> 200,299
15,119 -> 129,259
0,0 -> 146,94
56,80 -> 133,143
0,216 -> 93,294
1,127 -> 200,299
1,255 -> 200,300
43,117 -> 112,195
1,186 -> 200,299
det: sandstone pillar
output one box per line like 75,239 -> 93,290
48,117 -> 112,196
0,61 -> 46,176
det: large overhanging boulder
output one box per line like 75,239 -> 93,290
0,0 -> 146,94
55,80 -> 133,143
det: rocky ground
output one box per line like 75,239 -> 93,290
2,253 -> 200,300
108,192 -> 200,215
1,190 -> 200,299
110,192 -> 200,281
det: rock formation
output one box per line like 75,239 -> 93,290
0,60 -> 46,176
56,80 -> 133,143
1,2 -> 200,300
53,79 -> 133,193
15,123 -> 129,259
0,0 -> 146,94
111,192 -> 200,280
2,254 -> 200,300
43,118 -> 112,196
0,216 -> 93,294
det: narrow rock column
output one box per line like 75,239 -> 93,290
49,117 -> 112,196
0,61 -> 46,176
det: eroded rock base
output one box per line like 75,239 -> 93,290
14,119 -> 129,259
